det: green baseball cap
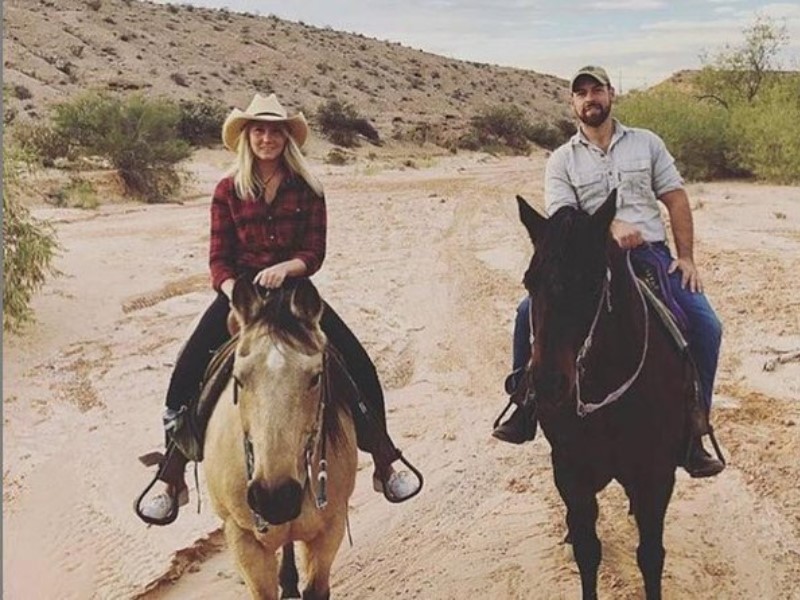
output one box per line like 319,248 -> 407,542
570,65 -> 611,90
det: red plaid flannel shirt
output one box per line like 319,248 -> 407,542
209,174 -> 326,291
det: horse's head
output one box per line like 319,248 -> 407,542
517,190 -> 617,410
229,277 -> 326,525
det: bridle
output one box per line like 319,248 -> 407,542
531,251 -> 650,417
233,344 -> 333,533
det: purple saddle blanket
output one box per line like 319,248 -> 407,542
630,251 -> 690,335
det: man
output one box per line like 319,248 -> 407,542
493,65 -> 724,477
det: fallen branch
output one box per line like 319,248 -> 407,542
763,349 -> 800,372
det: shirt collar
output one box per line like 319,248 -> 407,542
570,118 -> 628,147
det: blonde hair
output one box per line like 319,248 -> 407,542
228,123 -> 324,200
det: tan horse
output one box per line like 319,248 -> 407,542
203,278 -> 357,600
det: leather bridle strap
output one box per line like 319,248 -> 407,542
575,252 -> 650,417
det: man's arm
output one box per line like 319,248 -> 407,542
544,149 -> 578,216
660,188 -> 703,293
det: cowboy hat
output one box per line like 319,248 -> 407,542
221,93 -> 309,151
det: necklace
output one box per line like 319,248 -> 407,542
260,167 -> 280,188
259,166 -> 282,201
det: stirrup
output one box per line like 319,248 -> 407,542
684,429 -> 726,478
134,482 -> 189,526
134,443 -> 189,526
373,451 -> 424,504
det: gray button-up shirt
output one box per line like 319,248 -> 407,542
544,119 -> 684,243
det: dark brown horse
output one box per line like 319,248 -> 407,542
517,191 -> 693,600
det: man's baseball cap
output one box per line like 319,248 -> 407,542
570,65 -> 611,91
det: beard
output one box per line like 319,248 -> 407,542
576,102 -> 611,127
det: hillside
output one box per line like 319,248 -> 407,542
3,0 -> 571,146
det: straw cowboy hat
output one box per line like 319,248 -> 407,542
222,93 -> 309,151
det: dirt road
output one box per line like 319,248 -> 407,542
4,150 -> 799,599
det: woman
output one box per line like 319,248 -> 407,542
136,93 -> 421,525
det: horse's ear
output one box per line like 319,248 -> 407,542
231,277 -> 262,327
517,195 -> 547,245
290,278 -> 323,326
591,189 -> 617,234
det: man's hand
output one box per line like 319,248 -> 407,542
669,257 -> 703,293
610,220 -> 644,250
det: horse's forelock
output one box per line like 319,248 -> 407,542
528,206 -> 604,306
248,290 -> 325,356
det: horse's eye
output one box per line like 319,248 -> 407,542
309,372 -> 322,389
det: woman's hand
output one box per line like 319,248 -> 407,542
254,263 -> 292,289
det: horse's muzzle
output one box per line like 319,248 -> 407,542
247,478 -> 304,525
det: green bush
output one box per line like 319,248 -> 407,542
316,98 -> 380,147
616,89 -> 736,181
177,98 -> 228,146
468,105 -> 531,154
50,178 -> 100,209
3,147 -> 59,331
526,118 -> 576,151
53,92 -> 191,202
729,76 -> 800,184
12,122 -> 73,166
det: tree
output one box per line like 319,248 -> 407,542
53,92 -> 191,202
315,98 -> 380,147
3,146 -> 59,331
697,14 -> 790,108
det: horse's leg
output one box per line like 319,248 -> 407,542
279,543 -> 301,599
298,518 -> 347,600
630,473 -> 675,600
553,459 -> 602,600
225,519 -> 279,600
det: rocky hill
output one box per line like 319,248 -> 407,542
4,0 -> 572,146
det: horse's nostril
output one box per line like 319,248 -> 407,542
247,478 -> 303,525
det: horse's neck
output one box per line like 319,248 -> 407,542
598,258 -> 647,350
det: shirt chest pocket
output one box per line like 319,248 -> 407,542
273,204 -> 307,245
573,170 -> 606,208
618,160 -> 651,200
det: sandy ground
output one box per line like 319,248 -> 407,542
3,148 -> 800,599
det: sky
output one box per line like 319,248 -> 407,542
165,1 -> 799,90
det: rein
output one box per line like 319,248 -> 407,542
574,251 -> 650,417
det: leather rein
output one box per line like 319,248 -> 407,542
529,251 -> 650,418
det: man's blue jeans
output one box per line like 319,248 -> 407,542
511,242 -> 722,409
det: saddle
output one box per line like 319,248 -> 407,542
630,252 -> 712,439
167,335 -> 239,462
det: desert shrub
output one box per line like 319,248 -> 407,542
465,104 -> 532,154
323,148 -> 352,165
315,98 -> 380,147
12,122 -> 73,166
526,118 -> 576,151
729,76 -> 800,184
3,146 -> 59,331
170,72 -> 189,87
53,92 -> 191,202
52,178 -> 99,209
176,98 -> 227,146
616,89 -> 735,181
11,85 -> 32,100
